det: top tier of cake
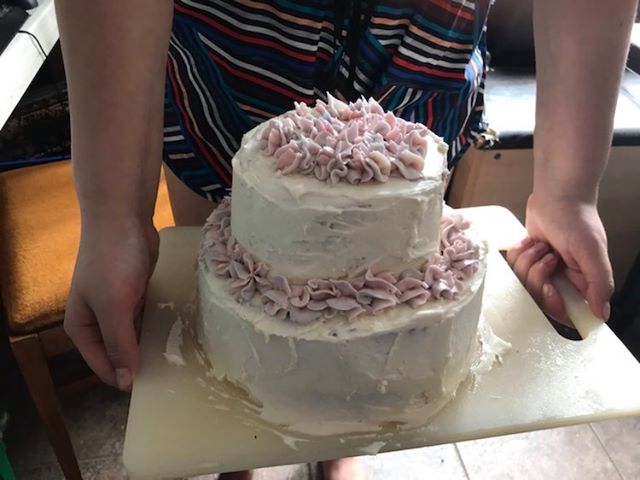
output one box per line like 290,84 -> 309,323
230,96 -> 449,281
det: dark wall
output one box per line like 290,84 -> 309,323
487,0 -> 535,68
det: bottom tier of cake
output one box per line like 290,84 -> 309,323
196,254 -> 488,436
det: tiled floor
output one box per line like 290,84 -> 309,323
4,383 -> 639,480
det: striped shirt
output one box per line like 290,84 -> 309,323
163,0 -> 491,200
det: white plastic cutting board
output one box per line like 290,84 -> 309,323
123,206 -> 640,480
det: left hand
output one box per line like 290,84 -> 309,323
506,192 -> 614,322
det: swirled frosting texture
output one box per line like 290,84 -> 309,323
201,197 -> 481,325
261,96 -> 428,184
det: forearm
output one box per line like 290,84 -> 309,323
56,0 -> 173,226
533,0 -> 637,203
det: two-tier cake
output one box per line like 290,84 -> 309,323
196,96 -> 490,435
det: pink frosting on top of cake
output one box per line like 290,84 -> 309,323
260,96 -> 429,184
201,198 -> 481,325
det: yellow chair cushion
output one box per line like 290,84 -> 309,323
0,160 -> 174,334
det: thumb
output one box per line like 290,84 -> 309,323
573,237 -> 614,321
98,304 -> 141,390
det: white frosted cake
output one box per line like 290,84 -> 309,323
197,96 -> 490,435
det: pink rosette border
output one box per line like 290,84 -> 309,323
200,197 -> 482,325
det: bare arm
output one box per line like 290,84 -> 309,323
533,0 -> 637,202
509,0 -> 637,322
57,0 -> 173,388
57,0 -> 173,223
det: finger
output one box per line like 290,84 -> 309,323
572,239 -> 615,321
96,302 -> 141,391
524,253 -> 568,321
563,266 -> 589,298
64,296 -> 117,387
582,256 -> 614,322
541,282 -> 568,323
525,252 -> 558,299
133,296 -> 145,339
511,241 -> 550,284
506,237 -> 534,267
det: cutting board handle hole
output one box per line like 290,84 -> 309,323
546,315 -> 583,341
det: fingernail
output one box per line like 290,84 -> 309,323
543,283 -> 554,298
602,301 -> 611,321
542,252 -> 556,264
116,368 -> 132,390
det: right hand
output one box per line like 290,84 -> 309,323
506,193 -> 614,323
65,219 -> 159,390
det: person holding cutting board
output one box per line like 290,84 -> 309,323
55,0 -> 635,478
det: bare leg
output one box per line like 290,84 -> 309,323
321,458 -> 368,480
164,165 -> 216,226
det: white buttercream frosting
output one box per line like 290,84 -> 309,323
164,317 -> 186,368
231,121 -> 448,281
201,197 -> 482,325
197,238 -> 487,434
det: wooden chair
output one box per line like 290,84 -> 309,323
0,160 -> 174,479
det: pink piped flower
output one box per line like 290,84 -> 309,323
259,97 -> 431,184
201,197 -> 480,325
229,254 -> 270,302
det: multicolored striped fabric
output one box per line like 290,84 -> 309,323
163,0 -> 491,200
